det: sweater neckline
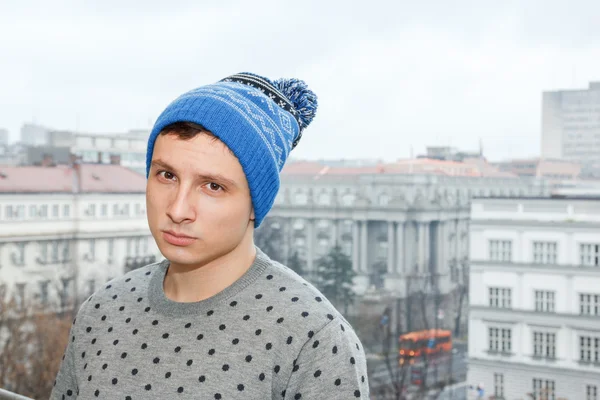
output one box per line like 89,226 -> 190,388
148,247 -> 270,317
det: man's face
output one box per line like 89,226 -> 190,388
146,133 -> 254,267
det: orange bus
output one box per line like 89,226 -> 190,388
399,329 -> 452,362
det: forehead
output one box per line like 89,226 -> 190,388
153,134 -> 247,185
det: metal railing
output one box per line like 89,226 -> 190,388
0,388 -> 33,400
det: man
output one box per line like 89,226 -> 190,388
51,72 -> 370,399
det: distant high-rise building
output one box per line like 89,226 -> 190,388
0,128 -> 9,146
20,123 -> 50,146
541,82 -> 600,170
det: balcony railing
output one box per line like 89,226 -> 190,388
0,388 -> 33,400
124,255 -> 157,273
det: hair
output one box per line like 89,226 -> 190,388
160,122 -> 234,155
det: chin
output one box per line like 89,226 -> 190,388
158,240 -> 236,267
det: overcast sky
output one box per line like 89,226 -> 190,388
1,0 -> 599,162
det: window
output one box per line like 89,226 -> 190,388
533,241 -> 557,264
533,332 -> 556,359
294,191 -> 308,205
108,238 -> 115,262
29,205 -> 37,218
87,204 -> 96,217
113,203 -> 119,216
494,373 -> 504,399
489,287 -> 512,308
60,278 -> 71,309
39,204 -> 48,218
580,293 -> 600,316
588,385 -> 598,400
134,236 -> 142,256
15,283 -> 26,309
535,290 -> 556,312
101,204 -> 108,217
489,327 -> 511,353
581,243 -> 600,266
141,236 -> 149,254
12,242 -> 26,266
39,280 -> 50,305
63,204 -> 70,218
122,203 -> 130,216
89,239 -> 96,260
52,204 -> 59,218
533,379 -> 555,400
135,203 -> 141,216
87,279 -> 96,297
6,205 -> 24,220
580,336 -> 600,362
489,240 -> 512,261
50,241 -> 60,263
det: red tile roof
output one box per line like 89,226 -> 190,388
281,158 -> 506,178
0,164 -> 146,193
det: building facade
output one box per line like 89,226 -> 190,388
542,81 -> 600,172
468,197 -> 600,399
264,168 -> 552,333
0,163 -> 161,312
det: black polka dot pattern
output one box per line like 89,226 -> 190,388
49,250 -> 370,399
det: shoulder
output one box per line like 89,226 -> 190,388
255,254 -> 357,345
84,258 -> 166,307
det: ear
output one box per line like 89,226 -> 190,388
250,207 -> 255,221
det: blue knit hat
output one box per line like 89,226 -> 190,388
146,72 -> 318,228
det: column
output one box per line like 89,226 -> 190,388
424,222 -> 430,273
360,220 -> 368,273
454,220 -> 460,265
416,223 -> 424,272
438,221 -> 446,274
306,218 -> 314,274
331,219 -> 339,247
395,222 -> 405,274
387,221 -> 395,274
352,221 -> 360,272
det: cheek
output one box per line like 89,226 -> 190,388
198,198 -> 250,231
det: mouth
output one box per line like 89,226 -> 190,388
162,230 -> 197,247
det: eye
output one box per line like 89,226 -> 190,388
207,183 -> 223,192
157,170 -> 175,181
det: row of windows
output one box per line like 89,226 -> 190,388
280,187 -> 533,207
7,237 -> 151,267
491,374 -> 593,400
488,327 -> 600,365
488,240 -> 600,266
0,202 -> 146,221
0,277 -> 112,310
488,287 -> 600,316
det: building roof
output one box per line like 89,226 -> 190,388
282,158 -> 516,178
0,164 -> 146,193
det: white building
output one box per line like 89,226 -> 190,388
468,197 -> 600,399
0,163 -> 160,311
264,164 -> 554,333
20,123 -> 49,146
542,81 -> 600,168
48,130 -> 148,176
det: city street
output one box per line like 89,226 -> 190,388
368,341 -> 469,399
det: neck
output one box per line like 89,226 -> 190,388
163,235 -> 257,303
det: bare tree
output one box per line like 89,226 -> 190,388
0,284 -> 74,399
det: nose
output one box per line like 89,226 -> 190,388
166,185 -> 196,224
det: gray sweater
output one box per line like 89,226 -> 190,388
50,249 -> 370,399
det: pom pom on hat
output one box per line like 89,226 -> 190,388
273,77 -> 318,130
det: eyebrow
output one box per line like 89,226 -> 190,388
151,159 -> 239,188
